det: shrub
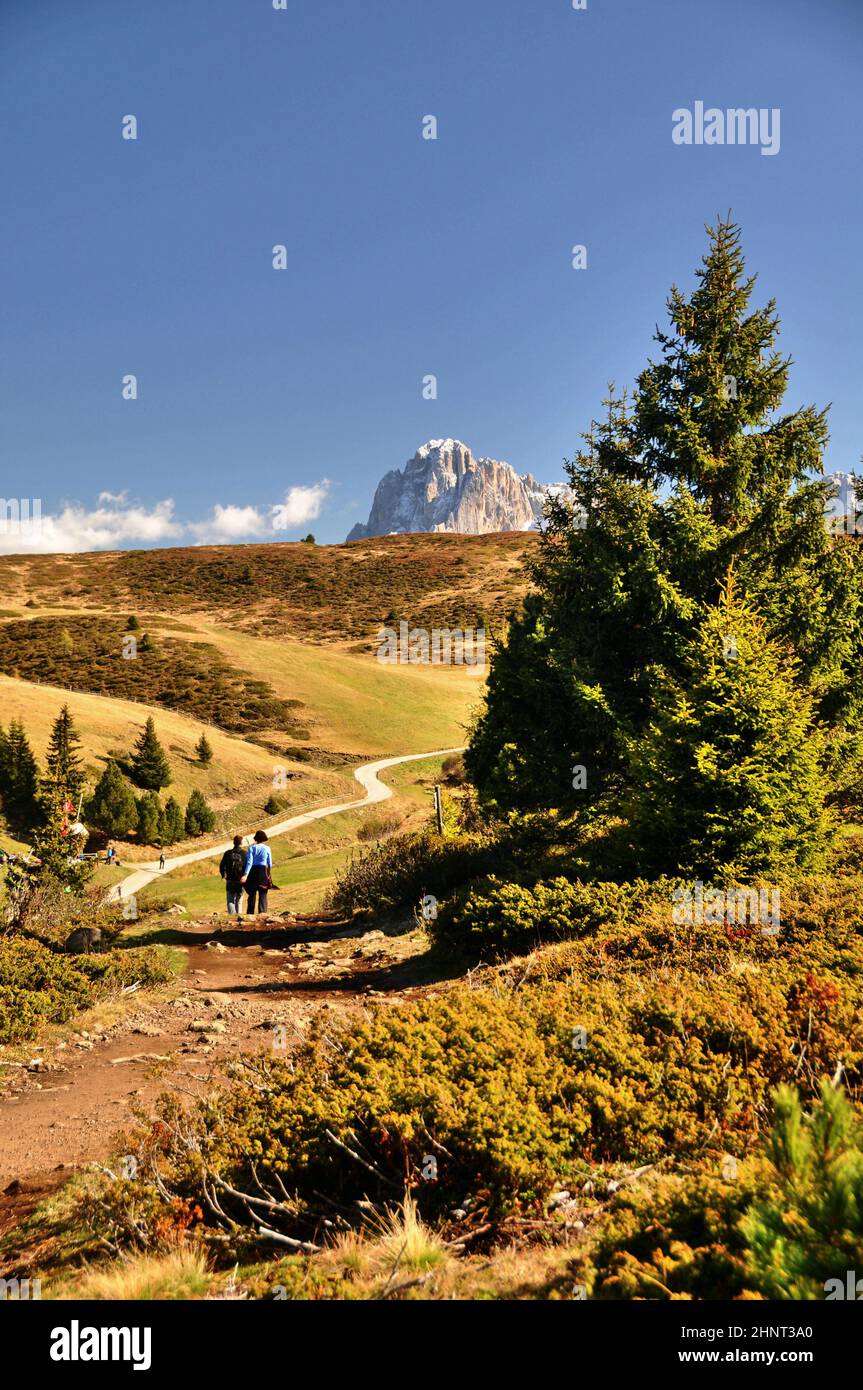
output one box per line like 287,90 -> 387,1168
1,872 -> 116,945
0,938 -> 173,1043
573,1081 -> 863,1301
432,875 -> 641,959
441,753 -> 465,785
356,811 -> 401,843
130,988 -> 578,1226
326,829 -> 502,913
572,1169 -> 757,1300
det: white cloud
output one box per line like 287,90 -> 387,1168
271,480 -> 330,531
0,483 -> 332,555
189,505 -> 269,544
0,499 -> 184,555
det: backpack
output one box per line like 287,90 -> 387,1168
224,847 -> 245,881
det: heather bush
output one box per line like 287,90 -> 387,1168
0,938 -> 173,1043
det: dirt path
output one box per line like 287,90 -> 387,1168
118,747 -> 465,902
0,908 -> 449,1228
0,746 -> 464,1236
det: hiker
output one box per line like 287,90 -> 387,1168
158,850 -> 165,871
241,830 -> 275,916
219,835 -> 247,919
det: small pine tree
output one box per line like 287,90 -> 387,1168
127,615 -> 140,631
136,791 -> 162,845
139,632 -> 154,653
626,574 -> 835,879
185,788 -> 216,837
743,1082 -> 863,1299
130,717 -> 172,790
159,795 -> 185,845
43,704 -> 85,803
195,733 -> 214,766
87,761 -> 138,838
302,533 -> 316,545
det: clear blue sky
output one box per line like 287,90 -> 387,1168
1,0 -> 861,548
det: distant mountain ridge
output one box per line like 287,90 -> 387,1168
347,440 -> 559,541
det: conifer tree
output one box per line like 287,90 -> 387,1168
195,733 -> 213,766
129,717 -> 172,790
626,574 -> 834,878
43,704 -> 85,804
0,719 -> 41,832
0,722 -> 8,821
30,785 -> 92,888
87,761 -> 137,838
159,795 -> 185,845
136,791 -> 162,845
744,1082 -> 863,1299
184,788 -> 216,837
468,219 -> 862,812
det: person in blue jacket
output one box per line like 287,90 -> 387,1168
241,829 -> 274,916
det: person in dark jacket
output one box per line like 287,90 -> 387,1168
219,835 -> 248,918
241,830 -> 274,916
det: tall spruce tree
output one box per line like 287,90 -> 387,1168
130,717 -> 172,790
0,719 -> 41,833
467,219 -> 862,813
626,574 -> 834,878
43,704 -> 85,804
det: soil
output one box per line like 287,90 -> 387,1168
0,911 -> 447,1237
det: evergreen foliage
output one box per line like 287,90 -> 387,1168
130,717 -> 172,791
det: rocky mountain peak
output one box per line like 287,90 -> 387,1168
347,440 -> 557,541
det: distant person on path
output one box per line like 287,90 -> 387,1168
219,835 -> 247,919
242,830 -> 275,916
158,851 -> 165,871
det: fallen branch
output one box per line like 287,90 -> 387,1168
256,1225 -> 321,1253
325,1129 -> 400,1190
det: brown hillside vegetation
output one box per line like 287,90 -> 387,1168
0,532 -> 536,640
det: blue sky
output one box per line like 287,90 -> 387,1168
1,0 -> 861,549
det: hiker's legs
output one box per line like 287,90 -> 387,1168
256,889 -> 268,914
226,885 -> 242,915
246,888 -> 258,914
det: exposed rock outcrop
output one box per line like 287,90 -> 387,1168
347,440 -> 558,540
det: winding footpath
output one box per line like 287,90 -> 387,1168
117,747 -> 466,902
